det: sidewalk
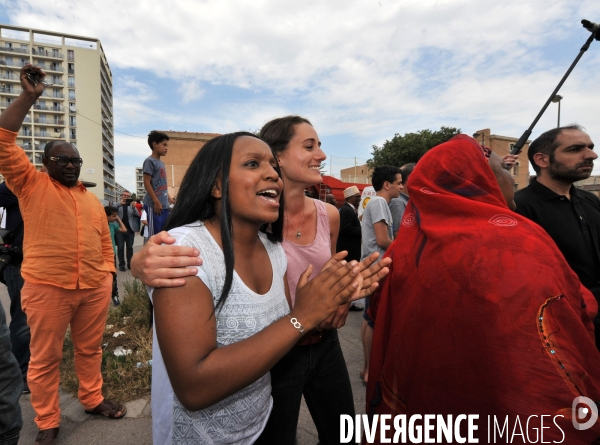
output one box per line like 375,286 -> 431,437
2,235 -> 367,444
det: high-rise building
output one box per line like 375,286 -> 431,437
0,25 -> 115,203
135,167 -> 145,201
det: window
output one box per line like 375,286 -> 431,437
70,129 -> 76,139
5,42 -> 12,49
69,102 -> 76,113
68,89 -> 75,100
20,44 -> 28,51
52,48 -> 59,57
68,63 -> 74,74
53,88 -> 61,98
53,102 -> 60,110
67,50 -> 74,61
39,113 -> 46,123
513,162 -> 520,176
5,57 -> 12,66
68,76 -> 75,87
69,116 -> 76,126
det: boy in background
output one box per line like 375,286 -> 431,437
140,209 -> 149,245
143,131 -> 174,237
105,206 -> 126,306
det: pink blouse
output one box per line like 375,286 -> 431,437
283,199 -> 331,306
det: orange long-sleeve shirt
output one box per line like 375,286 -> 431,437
0,128 -> 115,289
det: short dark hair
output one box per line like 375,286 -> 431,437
528,125 -> 584,174
400,162 -> 416,189
147,130 -> 170,150
104,205 -> 118,216
259,116 -> 312,157
44,140 -> 75,157
372,165 -> 401,191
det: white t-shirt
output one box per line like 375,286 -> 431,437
140,210 -> 148,239
149,222 -> 289,445
361,195 -> 393,261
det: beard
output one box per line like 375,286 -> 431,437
548,154 -> 593,183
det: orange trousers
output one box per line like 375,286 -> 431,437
21,274 -> 112,429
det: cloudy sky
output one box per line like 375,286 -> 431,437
0,0 -> 599,192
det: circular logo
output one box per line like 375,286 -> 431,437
362,197 -> 371,209
488,214 -> 518,227
402,213 -> 416,227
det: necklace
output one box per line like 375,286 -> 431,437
285,200 -> 306,239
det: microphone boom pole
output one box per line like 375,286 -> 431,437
510,20 -> 599,155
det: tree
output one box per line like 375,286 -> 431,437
130,193 -> 137,201
369,126 -> 461,168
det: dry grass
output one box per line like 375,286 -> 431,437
59,279 -> 153,402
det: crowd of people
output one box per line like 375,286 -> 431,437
2,61 -> 600,445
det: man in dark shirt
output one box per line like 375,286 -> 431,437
115,191 -> 140,271
514,125 -> 600,348
0,182 -> 30,391
336,186 -> 363,311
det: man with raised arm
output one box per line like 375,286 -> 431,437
0,65 -> 126,445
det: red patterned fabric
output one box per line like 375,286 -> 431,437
366,135 -> 600,443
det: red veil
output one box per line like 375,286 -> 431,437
366,135 -> 600,444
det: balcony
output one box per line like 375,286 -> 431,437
102,150 -> 114,165
32,49 -> 63,59
101,92 -> 112,107
0,87 -> 21,95
34,131 -> 64,138
68,68 -> 74,74
34,118 -> 65,125
69,131 -> 76,140
18,130 -> 32,137
103,176 -> 115,186
101,101 -> 112,118
35,63 -> 63,72
102,139 -> 114,155
50,93 -> 64,99
0,46 -> 29,55
33,104 -> 63,112
50,79 -> 64,86
23,116 -> 31,123
103,163 -> 114,175
3,60 -> 29,68
0,73 -> 19,81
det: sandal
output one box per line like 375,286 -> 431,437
85,398 -> 127,419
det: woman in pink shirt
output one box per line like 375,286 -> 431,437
132,117 -> 390,444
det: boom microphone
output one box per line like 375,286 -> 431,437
582,20 -> 600,33
510,20 -> 599,155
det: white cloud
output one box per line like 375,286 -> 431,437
2,0 -> 599,165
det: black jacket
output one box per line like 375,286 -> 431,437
336,203 -> 362,262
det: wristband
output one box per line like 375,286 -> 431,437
287,314 -> 305,336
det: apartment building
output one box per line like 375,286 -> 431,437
0,25 -> 116,203
472,128 -> 531,191
114,182 -> 128,202
135,167 -> 145,201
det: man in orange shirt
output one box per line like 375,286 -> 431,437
0,65 -> 126,445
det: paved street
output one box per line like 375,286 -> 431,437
0,235 -> 367,444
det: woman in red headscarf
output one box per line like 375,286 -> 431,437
366,135 -> 600,443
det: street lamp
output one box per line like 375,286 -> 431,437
551,95 -> 563,128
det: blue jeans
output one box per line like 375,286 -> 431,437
143,205 -> 170,237
3,264 -> 30,378
256,329 -> 354,445
115,230 -> 135,268
0,298 -> 22,445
